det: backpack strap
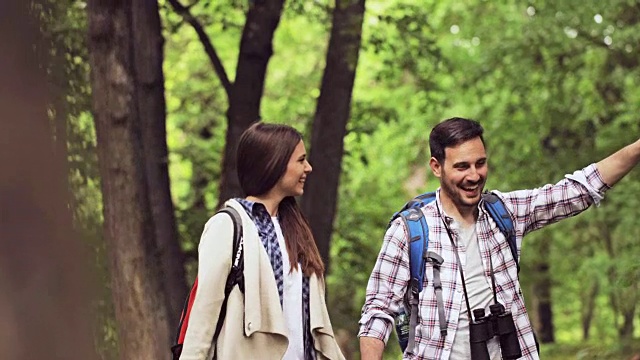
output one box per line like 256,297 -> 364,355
427,251 -> 446,337
171,206 -> 243,360
398,208 -> 429,354
391,192 -> 438,353
399,208 -> 430,294
211,206 -> 243,357
221,206 -> 244,293
482,193 -> 519,273
391,192 -> 436,224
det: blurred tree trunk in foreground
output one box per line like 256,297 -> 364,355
0,2 -> 98,359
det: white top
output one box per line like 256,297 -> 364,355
449,223 -> 501,360
272,217 -> 305,360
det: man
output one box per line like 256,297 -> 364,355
358,117 -> 640,359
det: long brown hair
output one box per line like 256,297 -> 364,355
237,122 -> 325,277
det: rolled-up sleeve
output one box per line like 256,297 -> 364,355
358,220 -> 410,343
565,163 -> 610,206
498,163 -> 611,237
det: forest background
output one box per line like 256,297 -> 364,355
3,0 -> 640,359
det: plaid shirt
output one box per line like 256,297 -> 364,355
236,199 -> 316,360
358,164 -> 609,360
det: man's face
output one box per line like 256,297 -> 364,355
430,137 -> 488,211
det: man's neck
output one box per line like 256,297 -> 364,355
439,193 -> 478,227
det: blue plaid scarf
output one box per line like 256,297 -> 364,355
236,199 -> 315,359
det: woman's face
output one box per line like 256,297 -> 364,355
272,140 -> 312,198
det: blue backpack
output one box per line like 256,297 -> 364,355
391,191 -> 518,352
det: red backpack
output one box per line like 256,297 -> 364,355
171,207 -> 244,360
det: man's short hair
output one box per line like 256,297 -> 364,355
429,117 -> 485,162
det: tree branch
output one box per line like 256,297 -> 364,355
166,0 -> 233,100
576,31 -> 610,50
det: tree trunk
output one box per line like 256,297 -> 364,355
87,0 -> 170,358
217,0 -> 286,207
301,0 -> 366,270
530,235 -> 555,343
619,305 -> 636,340
599,226 -> 622,331
533,261 -> 555,343
132,0 -> 187,330
581,280 -> 599,340
0,2 -> 97,359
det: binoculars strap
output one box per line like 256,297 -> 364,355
488,251 -> 499,304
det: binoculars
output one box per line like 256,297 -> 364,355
395,309 -> 410,351
469,304 -> 522,360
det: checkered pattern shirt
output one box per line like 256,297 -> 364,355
236,198 -> 316,360
358,164 -> 609,360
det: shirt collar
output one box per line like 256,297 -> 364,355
235,197 -> 272,219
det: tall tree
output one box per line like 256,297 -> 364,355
302,0 -> 366,269
531,239 -> 555,343
87,0 -> 170,357
219,0 -> 287,205
133,0 -> 187,328
167,0 -> 287,207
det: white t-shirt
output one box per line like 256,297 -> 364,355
272,217 -> 305,360
449,223 -> 501,360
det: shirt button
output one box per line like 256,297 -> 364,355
247,322 -> 252,331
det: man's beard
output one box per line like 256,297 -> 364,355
440,177 -> 483,210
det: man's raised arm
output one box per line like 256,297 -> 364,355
596,138 -> 640,187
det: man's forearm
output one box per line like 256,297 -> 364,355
596,138 -> 640,187
360,336 -> 385,360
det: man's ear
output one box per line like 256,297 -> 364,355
429,157 -> 442,178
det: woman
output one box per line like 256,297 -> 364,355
180,122 -> 345,360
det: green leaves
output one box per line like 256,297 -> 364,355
52,0 -> 640,355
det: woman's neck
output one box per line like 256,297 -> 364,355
246,194 -> 282,216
